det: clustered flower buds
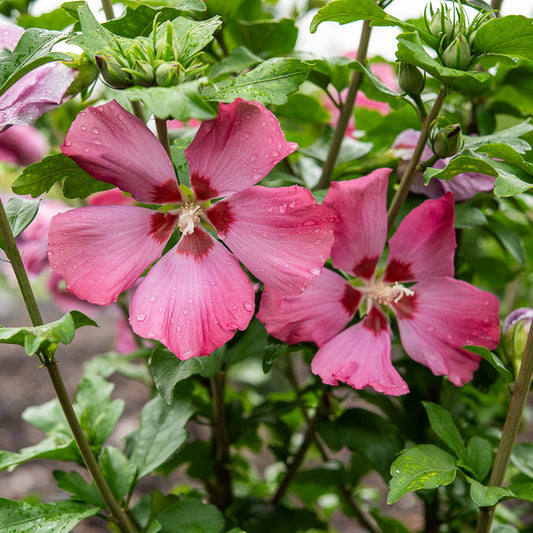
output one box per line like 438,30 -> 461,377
430,122 -> 463,159
95,20 -> 203,89
398,62 -> 425,96
424,2 -> 495,72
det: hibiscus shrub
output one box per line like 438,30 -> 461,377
0,0 -> 533,532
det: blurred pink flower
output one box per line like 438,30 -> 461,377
0,125 -> 49,166
392,129 -> 496,201
48,99 -> 335,360
258,169 -> 500,395
0,22 -> 76,131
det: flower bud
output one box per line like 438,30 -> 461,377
398,62 -> 425,96
429,9 -> 455,40
430,124 -> 463,159
442,34 -> 471,70
503,308 -> 533,375
95,54 -> 132,89
128,60 -> 155,86
155,62 -> 180,87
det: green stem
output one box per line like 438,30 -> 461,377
387,85 -> 447,229
315,19 -> 373,190
491,0 -> 503,14
475,323 -> 533,533
209,372 -> 233,510
155,117 -> 171,158
130,100 -> 145,122
0,198 -> 136,533
101,0 -> 115,21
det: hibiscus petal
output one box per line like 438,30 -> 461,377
0,124 -> 49,166
257,268 -> 360,346
130,228 -> 254,360
385,193 -> 456,283
392,277 -> 500,386
207,185 -> 335,295
62,100 -> 182,204
311,307 -> 409,396
48,206 -> 176,305
323,168 -> 390,279
184,99 -> 297,201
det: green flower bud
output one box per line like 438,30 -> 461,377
442,34 -> 471,70
64,54 -> 99,97
155,62 -> 181,87
398,62 -> 425,96
128,60 -> 155,86
430,124 -> 463,159
429,8 -> 455,40
95,54 -> 132,89
503,308 -> 533,376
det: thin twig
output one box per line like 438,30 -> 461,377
130,100 -> 146,122
101,0 -> 115,21
387,85 -> 447,229
475,323 -> 533,533
155,117 -> 171,157
316,20 -> 373,190
491,0 -> 503,15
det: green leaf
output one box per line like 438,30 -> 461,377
309,0 -> 408,33
349,60 -> 403,103
509,482 -> 533,502
53,471 -> 104,508
82,350 -> 152,385
396,32 -> 490,82
262,343 -> 291,374
18,8 -> 76,31
130,381 -> 195,478
423,154 -> 497,185
488,219 -> 526,264
102,5 -> 183,38
0,438 -> 79,472
121,0 -> 206,10
0,311 -> 97,355
369,510 -> 411,533
226,18 -> 298,58
171,16 -> 221,65
473,15 -> 533,61
99,446 -> 136,501
0,498 -> 98,532
204,58 -> 313,105
454,204 -> 488,230
0,197 -> 40,251
12,153 -> 113,199
152,499 -> 224,533
467,477 -> 511,507
465,436 -> 493,482
388,444 -> 457,504
481,143 -> 533,175
150,347 -> 224,404
510,443 -> 533,478
465,120 -> 533,153
69,3 -> 117,61
423,402 -> 467,461
124,79 -> 217,121
0,28 -> 70,96
210,45 -> 262,79
464,345 -> 513,383
225,318 -> 267,366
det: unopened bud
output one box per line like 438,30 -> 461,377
95,54 -> 132,89
155,62 -> 180,87
503,308 -> 533,375
429,9 -> 456,43
128,60 -> 155,86
442,34 -> 471,70
430,124 -> 463,159
398,62 -> 425,96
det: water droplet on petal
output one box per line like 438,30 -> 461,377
92,127 -> 100,135
279,203 -> 287,213
182,309 -> 189,315
302,219 -> 317,226
150,296 -> 156,303
272,150 -> 280,158
310,267 -> 321,276
187,298 -> 193,304
80,125 -> 87,132
137,314 -> 146,322
289,200 -> 296,208
64,140 -> 72,147
243,302 -> 253,312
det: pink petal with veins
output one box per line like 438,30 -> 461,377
208,185 -> 335,294
257,268 -> 360,346
312,307 -> 409,396
48,206 -> 176,305
393,277 -> 500,386
185,99 -> 297,201
385,193 -> 456,283
323,168 -> 390,279
62,101 -> 181,204
130,228 -> 254,359
0,125 -> 49,166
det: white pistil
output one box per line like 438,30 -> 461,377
178,203 -> 202,235
361,281 -> 414,306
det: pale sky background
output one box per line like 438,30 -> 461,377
32,0 -> 533,61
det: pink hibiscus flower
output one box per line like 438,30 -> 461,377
0,22 -> 76,131
0,125 -> 49,166
392,129 -> 496,201
257,168 -> 500,395
48,99 -> 335,360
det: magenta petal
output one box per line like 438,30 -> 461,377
393,277 -> 500,386
323,169 -> 390,278
257,268 -> 360,346
48,206 -> 176,305
208,185 -> 335,295
311,307 -> 409,396
0,125 -> 49,166
185,99 -> 298,201
385,193 -> 455,282
62,101 -> 182,204
130,228 -> 254,360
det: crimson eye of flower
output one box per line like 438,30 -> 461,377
48,98 -> 335,360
